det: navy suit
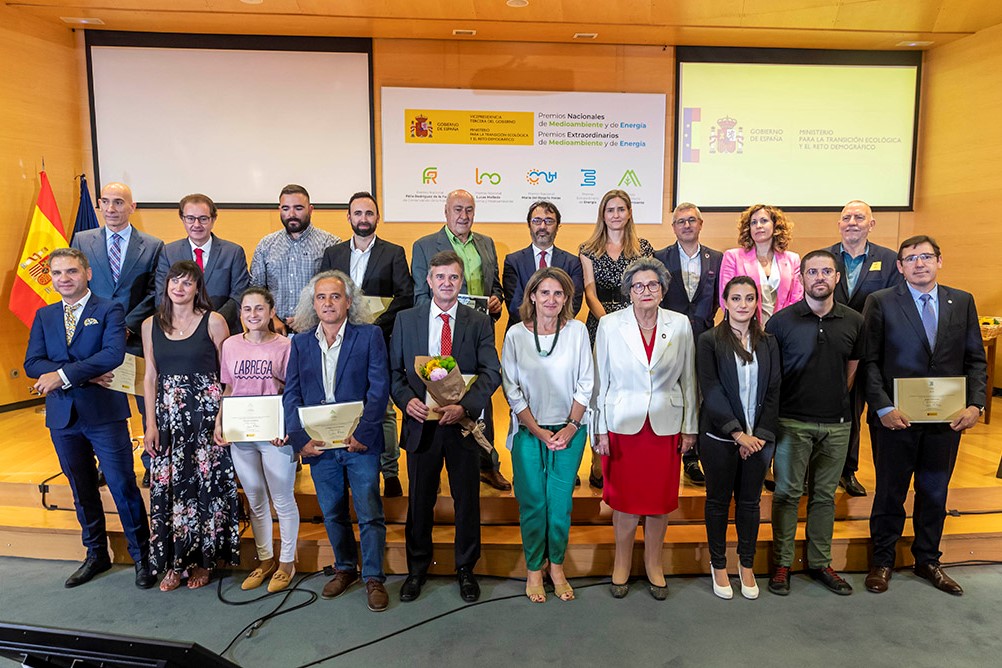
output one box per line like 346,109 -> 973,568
655,242 -> 723,341
861,283 -> 987,567
155,234 -> 250,334
283,322 -> 389,580
502,244 -> 584,329
24,294 -> 149,563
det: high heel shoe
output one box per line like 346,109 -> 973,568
710,567 -> 733,600
739,567 -> 760,600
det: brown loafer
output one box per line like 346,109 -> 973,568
914,562 -> 963,596
322,570 -> 360,599
865,566 -> 892,593
366,580 -> 389,612
480,469 -> 512,491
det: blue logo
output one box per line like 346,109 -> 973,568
580,169 -> 597,187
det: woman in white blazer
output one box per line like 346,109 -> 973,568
592,257 -> 698,600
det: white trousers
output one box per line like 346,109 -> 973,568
230,441 -> 300,563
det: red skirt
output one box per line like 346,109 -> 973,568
602,418 -> 682,515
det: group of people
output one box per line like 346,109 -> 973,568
24,180 -> 987,614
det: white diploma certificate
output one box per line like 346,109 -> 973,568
893,376 -> 967,423
457,294 -> 489,314
357,296 -> 393,321
298,401 -> 364,449
425,374 -> 477,421
221,395 -> 285,442
107,353 -> 145,396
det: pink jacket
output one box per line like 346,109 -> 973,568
719,247 -> 803,321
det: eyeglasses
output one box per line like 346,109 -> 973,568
804,267 -> 836,278
630,281 -> 662,294
672,216 -> 700,227
182,215 -> 212,224
900,253 -> 938,264
530,217 -> 557,226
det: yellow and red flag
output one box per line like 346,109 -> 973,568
9,171 -> 69,327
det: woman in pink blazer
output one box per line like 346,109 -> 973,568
719,205 -> 802,324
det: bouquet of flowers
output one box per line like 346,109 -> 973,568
414,355 -> 492,452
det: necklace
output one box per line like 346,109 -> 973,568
173,312 -> 198,336
532,316 -> 561,357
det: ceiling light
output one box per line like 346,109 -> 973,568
896,40 -> 934,47
573,33 -> 598,40
453,29 -> 477,36
507,0 -> 529,7
60,17 -> 106,25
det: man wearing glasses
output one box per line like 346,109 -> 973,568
655,202 -> 722,486
824,200 -> 902,497
861,236 -> 986,596
765,250 -> 864,597
502,200 -> 584,329
155,193 -> 250,334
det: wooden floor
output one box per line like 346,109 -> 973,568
2,394 -> 1000,576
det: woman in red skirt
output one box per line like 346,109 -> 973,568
592,257 -> 698,600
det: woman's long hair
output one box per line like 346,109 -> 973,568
736,204 -> 794,252
579,189 -> 642,259
156,260 -> 213,334
714,275 -> 766,364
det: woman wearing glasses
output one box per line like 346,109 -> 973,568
592,257 -> 698,600
719,204 -> 802,325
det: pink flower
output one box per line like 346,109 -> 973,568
429,367 -> 448,381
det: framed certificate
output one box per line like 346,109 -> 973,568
298,401 -> 364,449
107,353 -> 145,396
893,377 -> 967,423
457,294 -> 489,314
221,395 -> 284,442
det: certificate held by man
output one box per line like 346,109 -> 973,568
298,401 -> 365,449
893,376 -> 967,423
221,395 -> 285,442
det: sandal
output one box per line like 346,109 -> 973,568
525,583 -> 547,603
187,566 -> 211,590
159,570 -> 181,592
553,581 -> 575,601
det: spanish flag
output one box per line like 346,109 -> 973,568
9,171 -> 69,328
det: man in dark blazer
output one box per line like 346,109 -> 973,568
655,202 -> 723,486
320,192 -> 413,498
24,248 -> 154,589
861,235 -> 987,596
410,189 -> 509,491
155,193 -> 250,334
502,200 -> 583,329
826,200 -> 904,497
390,251 -> 502,603
282,270 -> 391,612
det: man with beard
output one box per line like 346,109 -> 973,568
319,192 -> 413,497
250,184 -> 340,334
765,250 -> 863,597
502,200 -> 584,329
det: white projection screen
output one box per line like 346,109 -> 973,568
674,48 -> 921,211
86,32 -> 374,207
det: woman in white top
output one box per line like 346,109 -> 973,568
502,267 -> 593,603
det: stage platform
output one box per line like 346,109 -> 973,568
2,394 -> 1001,577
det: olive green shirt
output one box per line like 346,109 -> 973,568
445,226 -> 485,296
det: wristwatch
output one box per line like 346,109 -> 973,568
567,418 -> 582,430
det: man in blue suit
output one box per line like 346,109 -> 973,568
283,270 -> 390,612
24,248 -> 154,589
154,193 -> 250,334
502,200 -> 584,329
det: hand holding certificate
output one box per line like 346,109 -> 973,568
893,377 -> 967,423
298,401 -> 365,449
105,353 -> 145,396
221,395 -> 285,443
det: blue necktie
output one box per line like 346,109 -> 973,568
109,233 -> 123,283
920,294 -> 937,350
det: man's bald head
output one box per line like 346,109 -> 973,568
98,182 -> 136,233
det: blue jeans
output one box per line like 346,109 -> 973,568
309,449 -> 386,582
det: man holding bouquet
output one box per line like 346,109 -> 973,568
390,250 -> 502,603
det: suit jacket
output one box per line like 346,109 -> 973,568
282,322 -> 389,460
71,226 -> 164,355
411,228 -> 504,320
719,247 -> 803,321
696,328 -> 781,444
155,234 -> 250,332
319,236 -> 414,344
655,242 -> 723,340
24,294 -> 130,430
389,302 -> 502,452
861,283 -> 988,420
502,244 -> 583,328
593,306 -> 698,436
826,242 -> 903,313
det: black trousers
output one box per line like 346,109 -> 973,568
869,421 -> 960,567
843,383 -> 865,475
405,422 -> 481,575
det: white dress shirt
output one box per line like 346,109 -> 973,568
349,236 -> 374,287
678,243 -> 702,301
532,244 -> 553,270
189,236 -> 213,266
428,301 -> 460,357
316,320 -> 347,403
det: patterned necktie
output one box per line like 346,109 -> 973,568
920,294 -> 937,350
439,313 -> 452,356
109,232 -> 123,283
64,303 -> 81,344
194,247 -> 204,271
539,249 -> 548,269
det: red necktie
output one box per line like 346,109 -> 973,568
194,247 -> 204,271
439,313 -> 452,356
539,249 -> 547,269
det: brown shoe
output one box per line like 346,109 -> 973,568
480,469 -> 512,491
865,566 -> 892,593
914,562 -> 963,595
366,580 -> 389,612
321,570 -> 359,599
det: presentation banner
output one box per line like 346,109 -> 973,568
381,87 -> 666,224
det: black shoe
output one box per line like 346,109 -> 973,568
65,555 -> 112,588
588,472 -> 604,489
399,574 -> 425,602
763,476 -> 776,492
383,476 -> 403,498
134,558 -> 156,589
683,461 -> 705,486
457,568 -> 480,602
839,473 -> 867,497
808,566 -> 853,595
574,475 -> 581,487
141,470 -> 150,488
96,470 -> 107,488
768,566 -> 791,596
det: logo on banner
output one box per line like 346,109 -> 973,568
476,168 -> 501,186
579,169 -> 597,187
409,114 -> 433,139
421,167 -> 438,184
525,169 -> 557,185
618,170 -> 642,188
710,116 -> 743,154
